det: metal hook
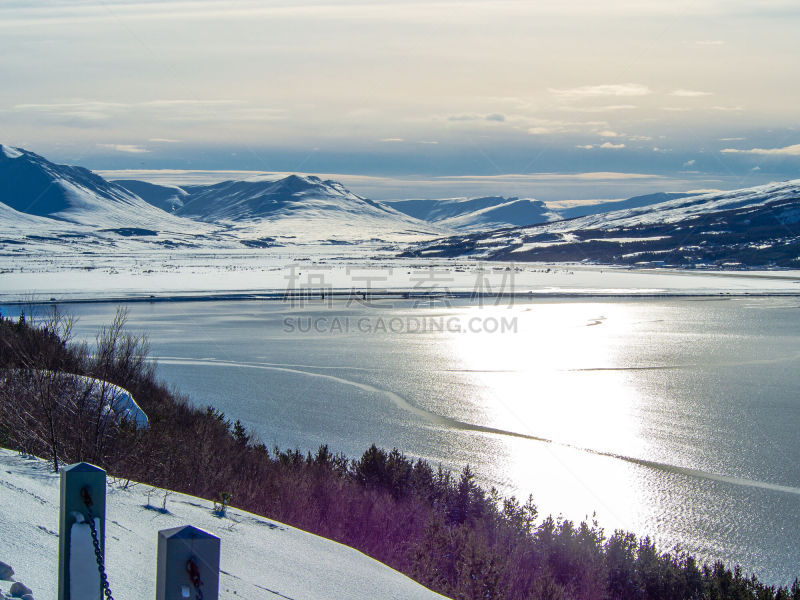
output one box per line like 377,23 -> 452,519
80,485 -> 93,507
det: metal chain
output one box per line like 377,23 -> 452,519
81,487 -> 115,600
186,558 -> 204,600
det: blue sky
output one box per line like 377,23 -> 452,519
1,0 -> 798,201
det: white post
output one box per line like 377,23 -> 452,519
156,526 -> 220,600
58,462 -> 106,600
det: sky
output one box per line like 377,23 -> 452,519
1,0 -> 799,202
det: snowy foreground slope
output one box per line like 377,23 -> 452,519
0,449 -> 446,600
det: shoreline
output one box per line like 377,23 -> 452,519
3,288 -> 800,306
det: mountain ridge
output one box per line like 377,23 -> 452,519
401,180 -> 800,267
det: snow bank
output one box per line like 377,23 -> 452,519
0,449 -> 447,600
73,375 -> 149,428
3,371 -> 148,429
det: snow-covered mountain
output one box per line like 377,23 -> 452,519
402,180 -> 800,267
0,145 -> 195,231
117,174 -> 424,225
0,145 -> 440,253
387,196 -> 558,230
180,175 -> 406,221
117,174 -> 442,242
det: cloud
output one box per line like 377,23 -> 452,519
557,104 -> 637,112
670,89 -> 712,97
721,143 -> 800,156
380,137 -> 404,142
14,99 -> 241,113
719,137 -> 745,141
148,137 -> 180,143
598,130 -> 620,137
442,172 -> 662,181
141,99 -> 243,108
96,170 -> 667,193
447,113 -> 506,122
97,143 -> 149,154
524,117 -> 610,136
683,159 -> 696,167
549,84 -> 651,98
11,99 -> 282,126
418,140 -> 439,145
14,101 -> 126,111
627,135 -> 653,141
576,142 -> 625,150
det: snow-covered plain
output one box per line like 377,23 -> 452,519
1,250 -> 799,304
0,449 -> 446,600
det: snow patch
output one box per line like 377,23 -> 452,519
74,375 -> 149,428
0,145 -> 23,159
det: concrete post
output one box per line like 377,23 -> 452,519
156,526 -> 220,600
58,462 -> 107,600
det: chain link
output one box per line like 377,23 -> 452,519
81,487 -> 115,600
186,558 -> 204,600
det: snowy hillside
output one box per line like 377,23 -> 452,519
0,145 -> 199,231
402,180 -> 800,267
112,179 -> 188,213
387,196 -> 558,231
0,449 -> 446,600
559,192 -> 691,219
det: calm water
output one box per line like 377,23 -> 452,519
12,297 -> 800,584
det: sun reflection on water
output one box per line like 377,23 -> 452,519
435,301 -> 655,530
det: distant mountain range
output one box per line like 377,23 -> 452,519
385,193 -> 693,229
3,143 -> 798,267
0,145 -> 439,250
385,196 -> 559,230
402,181 -> 800,267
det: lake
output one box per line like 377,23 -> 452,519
12,296 -> 800,585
